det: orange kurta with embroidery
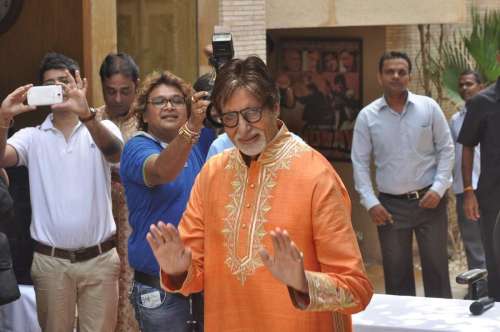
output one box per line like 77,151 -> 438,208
161,125 -> 373,331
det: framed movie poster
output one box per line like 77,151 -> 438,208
272,38 -> 362,161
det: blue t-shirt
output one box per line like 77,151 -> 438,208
120,128 -> 214,276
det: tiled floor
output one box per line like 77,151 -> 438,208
365,258 -> 469,299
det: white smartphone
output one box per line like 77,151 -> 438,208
27,85 -> 63,106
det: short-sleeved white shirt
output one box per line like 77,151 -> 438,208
7,114 -> 123,249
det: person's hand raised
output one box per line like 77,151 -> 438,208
259,227 -> 308,293
0,84 -> 36,120
187,91 -> 210,132
147,221 -> 192,276
51,69 -> 90,117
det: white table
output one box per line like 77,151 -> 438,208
353,294 -> 500,332
0,285 -> 41,332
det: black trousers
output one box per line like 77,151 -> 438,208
377,194 -> 451,298
478,205 -> 500,301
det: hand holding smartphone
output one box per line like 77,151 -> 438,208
27,85 -> 63,106
0,84 -> 36,123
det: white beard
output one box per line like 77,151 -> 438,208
234,131 -> 267,157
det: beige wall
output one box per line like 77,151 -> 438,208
267,0 -> 467,29
268,26 -> 386,262
117,0 -> 198,83
197,0 -> 219,75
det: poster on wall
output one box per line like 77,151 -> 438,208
273,38 -> 362,161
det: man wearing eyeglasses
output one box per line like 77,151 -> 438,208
205,110 -> 304,160
147,56 -> 373,332
120,71 -> 215,331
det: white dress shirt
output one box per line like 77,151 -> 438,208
7,114 -> 123,249
351,91 -> 454,210
449,107 -> 481,194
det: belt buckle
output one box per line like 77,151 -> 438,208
69,251 -> 77,263
407,191 -> 420,200
69,248 -> 87,263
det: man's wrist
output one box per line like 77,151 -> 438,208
464,188 -> 476,196
0,113 -> 13,129
364,198 -> 381,211
0,109 -> 13,121
166,270 -> 188,289
463,185 -> 474,193
79,107 -> 97,123
294,275 -> 309,294
186,120 -> 202,133
179,122 -> 201,144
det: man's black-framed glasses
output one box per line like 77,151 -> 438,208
219,107 -> 264,128
148,95 -> 186,109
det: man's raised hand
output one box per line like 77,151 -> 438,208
259,227 -> 308,293
51,69 -> 90,117
0,84 -> 36,120
146,221 -> 192,276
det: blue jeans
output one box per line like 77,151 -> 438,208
129,280 -> 204,332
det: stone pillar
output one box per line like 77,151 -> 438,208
82,0 -> 117,106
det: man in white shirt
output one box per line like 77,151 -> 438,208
351,51 -> 454,298
0,53 -> 123,332
449,70 -> 485,287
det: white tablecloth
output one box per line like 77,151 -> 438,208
0,285 -> 41,332
353,294 -> 500,332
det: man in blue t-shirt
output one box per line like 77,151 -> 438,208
120,71 -> 214,332
122,130 -> 211,276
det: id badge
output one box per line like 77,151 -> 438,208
141,290 -> 162,307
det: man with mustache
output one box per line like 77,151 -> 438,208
351,51 -> 454,298
449,70 -> 486,298
97,52 -> 140,331
148,56 -> 373,331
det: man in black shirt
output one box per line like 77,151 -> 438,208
458,49 -> 500,301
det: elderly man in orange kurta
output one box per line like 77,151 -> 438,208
148,56 -> 373,332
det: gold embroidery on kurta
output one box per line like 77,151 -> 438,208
332,311 -> 349,332
222,132 -> 310,284
305,271 -> 358,311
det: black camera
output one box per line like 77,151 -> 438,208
193,31 -> 234,128
210,31 -> 234,71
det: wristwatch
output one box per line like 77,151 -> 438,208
79,107 -> 97,123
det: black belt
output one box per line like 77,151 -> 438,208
34,236 -> 115,263
380,186 -> 431,200
134,270 -> 162,290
